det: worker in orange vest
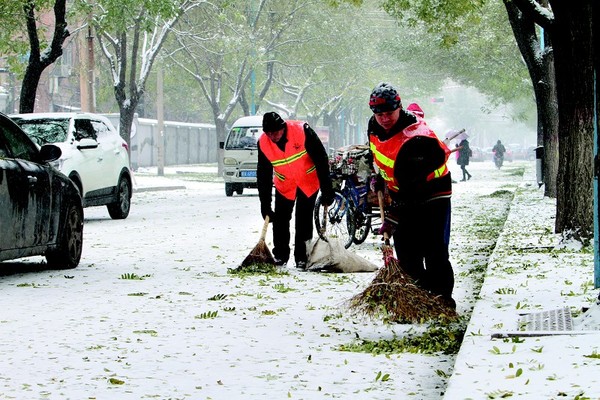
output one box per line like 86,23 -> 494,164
368,83 -> 456,308
257,112 -> 334,270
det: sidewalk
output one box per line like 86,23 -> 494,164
131,165 -> 207,192
444,167 -> 600,399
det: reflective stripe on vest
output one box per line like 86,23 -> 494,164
369,120 -> 449,193
259,121 -> 320,200
369,142 -> 398,190
271,150 -> 308,168
426,163 -> 447,181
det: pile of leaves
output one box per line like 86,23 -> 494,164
227,262 -> 285,276
347,246 -> 458,323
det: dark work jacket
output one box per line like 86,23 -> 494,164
368,109 -> 452,205
257,122 -> 332,209
457,139 -> 470,166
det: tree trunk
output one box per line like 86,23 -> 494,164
19,62 -> 44,113
215,115 -> 228,176
552,1 -> 595,239
503,0 -> 558,197
539,53 -> 559,198
19,0 -> 69,113
118,102 -> 136,153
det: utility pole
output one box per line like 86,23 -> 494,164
80,17 -> 95,112
156,64 -> 165,176
86,21 -> 95,112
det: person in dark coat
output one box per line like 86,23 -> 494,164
457,137 -> 472,181
257,112 -> 334,270
367,82 -> 455,308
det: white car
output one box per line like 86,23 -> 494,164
11,112 -> 133,219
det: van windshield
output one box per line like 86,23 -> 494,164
225,126 -> 261,149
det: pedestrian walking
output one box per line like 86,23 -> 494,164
367,82 -> 456,308
457,137 -> 472,181
257,112 -> 334,270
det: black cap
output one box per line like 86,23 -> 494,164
262,112 -> 286,132
369,82 -> 402,113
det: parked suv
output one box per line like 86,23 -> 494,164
11,112 -> 132,219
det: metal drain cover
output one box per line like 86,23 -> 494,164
518,307 -> 574,331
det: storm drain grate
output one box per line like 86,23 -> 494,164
518,307 -> 574,331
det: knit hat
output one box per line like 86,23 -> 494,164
262,112 -> 286,132
369,82 -> 402,113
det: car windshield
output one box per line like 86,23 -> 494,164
13,118 -> 70,146
225,126 -> 260,149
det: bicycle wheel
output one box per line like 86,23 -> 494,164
314,190 -> 355,249
352,205 -> 372,245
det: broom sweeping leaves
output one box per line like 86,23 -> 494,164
348,245 -> 458,324
240,216 -> 275,268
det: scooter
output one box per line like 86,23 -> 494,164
494,152 -> 504,169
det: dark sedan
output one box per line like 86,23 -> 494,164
0,112 -> 83,268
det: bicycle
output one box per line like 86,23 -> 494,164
313,145 -> 379,248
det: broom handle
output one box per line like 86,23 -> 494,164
376,190 -> 390,244
377,190 -> 385,222
260,215 -> 270,241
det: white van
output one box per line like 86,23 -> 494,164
220,115 -> 263,196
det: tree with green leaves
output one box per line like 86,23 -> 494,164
75,0 -> 202,149
171,0 -> 266,149
381,0 -> 595,240
261,2 -> 376,146
0,0 -> 69,113
170,0 -> 349,160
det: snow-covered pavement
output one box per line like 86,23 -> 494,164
1,161 -> 598,399
445,167 -> 600,399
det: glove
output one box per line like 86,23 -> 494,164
378,220 -> 397,237
369,176 -> 378,192
261,207 -> 275,223
321,190 -> 335,207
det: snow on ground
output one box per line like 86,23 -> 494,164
445,165 -> 600,400
0,160 -> 598,399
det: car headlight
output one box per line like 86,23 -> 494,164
223,157 -> 238,166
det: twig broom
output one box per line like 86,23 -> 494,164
240,215 -> 275,267
347,191 -> 458,323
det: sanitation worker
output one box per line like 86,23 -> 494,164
367,82 -> 456,308
257,111 -> 334,270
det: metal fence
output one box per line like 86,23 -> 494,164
104,114 -> 217,169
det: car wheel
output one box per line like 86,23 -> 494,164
225,183 -> 234,197
46,202 -> 83,269
107,176 -> 131,219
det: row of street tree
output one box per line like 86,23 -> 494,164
0,0 -> 596,243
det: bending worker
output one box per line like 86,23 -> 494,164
367,82 -> 456,308
257,111 -> 334,270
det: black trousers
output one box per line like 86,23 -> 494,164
392,197 -> 454,299
272,189 -> 317,264
460,164 -> 471,180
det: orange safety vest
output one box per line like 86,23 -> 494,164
259,121 -> 320,200
369,120 -> 450,193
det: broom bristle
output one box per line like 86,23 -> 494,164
240,239 -> 275,267
347,246 -> 458,323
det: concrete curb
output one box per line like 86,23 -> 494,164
133,185 -> 186,193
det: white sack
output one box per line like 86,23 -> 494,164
306,238 -> 378,273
